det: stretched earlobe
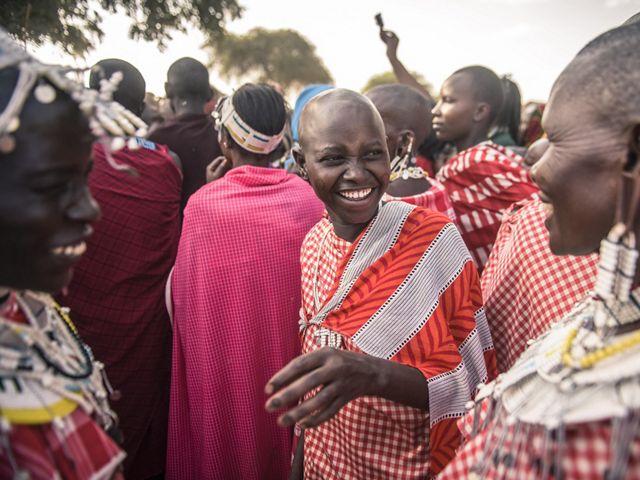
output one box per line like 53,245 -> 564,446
292,144 -> 309,180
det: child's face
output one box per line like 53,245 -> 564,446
0,94 -> 100,293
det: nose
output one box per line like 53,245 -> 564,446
524,137 -> 549,169
431,101 -> 442,117
342,158 -> 369,183
67,183 -> 101,224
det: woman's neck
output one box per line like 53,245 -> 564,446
455,130 -> 489,153
328,212 -> 376,243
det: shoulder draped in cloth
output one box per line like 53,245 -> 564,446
147,112 -> 222,212
436,141 -> 538,271
167,166 -> 324,480
61,139 -> 182,479
299,202 -> 498,479
383,177 -> 457,224
481,196 -> 598,372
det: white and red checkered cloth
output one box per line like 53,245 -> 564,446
438,398 -> 640,479
481,196 -> 598,372
436,142 -> 538,272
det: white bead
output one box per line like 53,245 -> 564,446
34,84 -> 56,104
127,137 -> 140,150
110,137 -> 126,151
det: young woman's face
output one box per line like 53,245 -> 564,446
298,97 -> 390,239
0,94 -> 100,293
432,73 -> 478,144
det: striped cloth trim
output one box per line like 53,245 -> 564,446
352,223 -> 472,359
309,201 -> 415,326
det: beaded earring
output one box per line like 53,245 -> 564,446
594,143 -> 640,306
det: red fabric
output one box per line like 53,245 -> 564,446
436,142 -> 538,272
147,113 -> 222,212
0,409 -> 125,480
439,398 -> 640,479
299,206 -> 497,479
481,197 -> 598,372
62,140 -> 182,479
415,154 -> 435,177
167,166 -> 324,480
383,177 -> 457,224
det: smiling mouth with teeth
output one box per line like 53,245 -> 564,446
337,188 -> 374,201
51,241 -> 87,258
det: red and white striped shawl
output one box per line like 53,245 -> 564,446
436,142 -> 538,271
299,202 -> 498,478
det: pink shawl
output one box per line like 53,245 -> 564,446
167,166 -> 324,479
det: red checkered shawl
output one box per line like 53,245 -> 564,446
481,197 -> 598,372
436,142 -> 538,272
299,202 -> 497,478
62,140 -> 181,478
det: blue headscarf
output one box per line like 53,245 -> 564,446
291,84 -> 334,143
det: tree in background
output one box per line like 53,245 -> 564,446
362,70 -> 435,98
207,27 -> 333,94
1,0 -> 243,56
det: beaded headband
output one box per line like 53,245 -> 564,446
214,94 -> 284,155
0,28 -> 147,173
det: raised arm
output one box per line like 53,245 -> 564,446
380,29 -> 433,102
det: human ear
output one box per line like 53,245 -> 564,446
474,102 -> 491,123
220,128 -> 232,150
292,143 -> 309,180
617,124 -> 640,231
396,131 -> 415,159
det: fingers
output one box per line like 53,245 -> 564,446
276,383 -> 339,427
298,395 -> 345,428
265,348 -> 331,396
206,156 -> 229,182
266,365 -> 331,413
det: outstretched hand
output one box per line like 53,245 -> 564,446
379,30 -> 400,58
265,347 -> 379,429
206,156 -> 231,183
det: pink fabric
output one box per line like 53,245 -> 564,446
167,166 -> 324,480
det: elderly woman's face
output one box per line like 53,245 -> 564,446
0,96 -> 100,293
531,87 -> 627,256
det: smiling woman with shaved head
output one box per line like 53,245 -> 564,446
265,88 -> 497,479
439,18 -> 640,480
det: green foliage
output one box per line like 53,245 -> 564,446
362,70 -> 435,97
207,27 -> 333,94
0,0 -> 243,57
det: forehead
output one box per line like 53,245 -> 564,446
542,79 -> 593,138
1,100 -> 92,176
302,98 -> 386,149
442,73 -> 474,96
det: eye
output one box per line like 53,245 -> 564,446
320,154 -> 344,164
363,149 -> 384,160
32,181 -> 70,196
442,96 -> 453,103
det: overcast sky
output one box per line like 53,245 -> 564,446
33,0 -> 640,102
